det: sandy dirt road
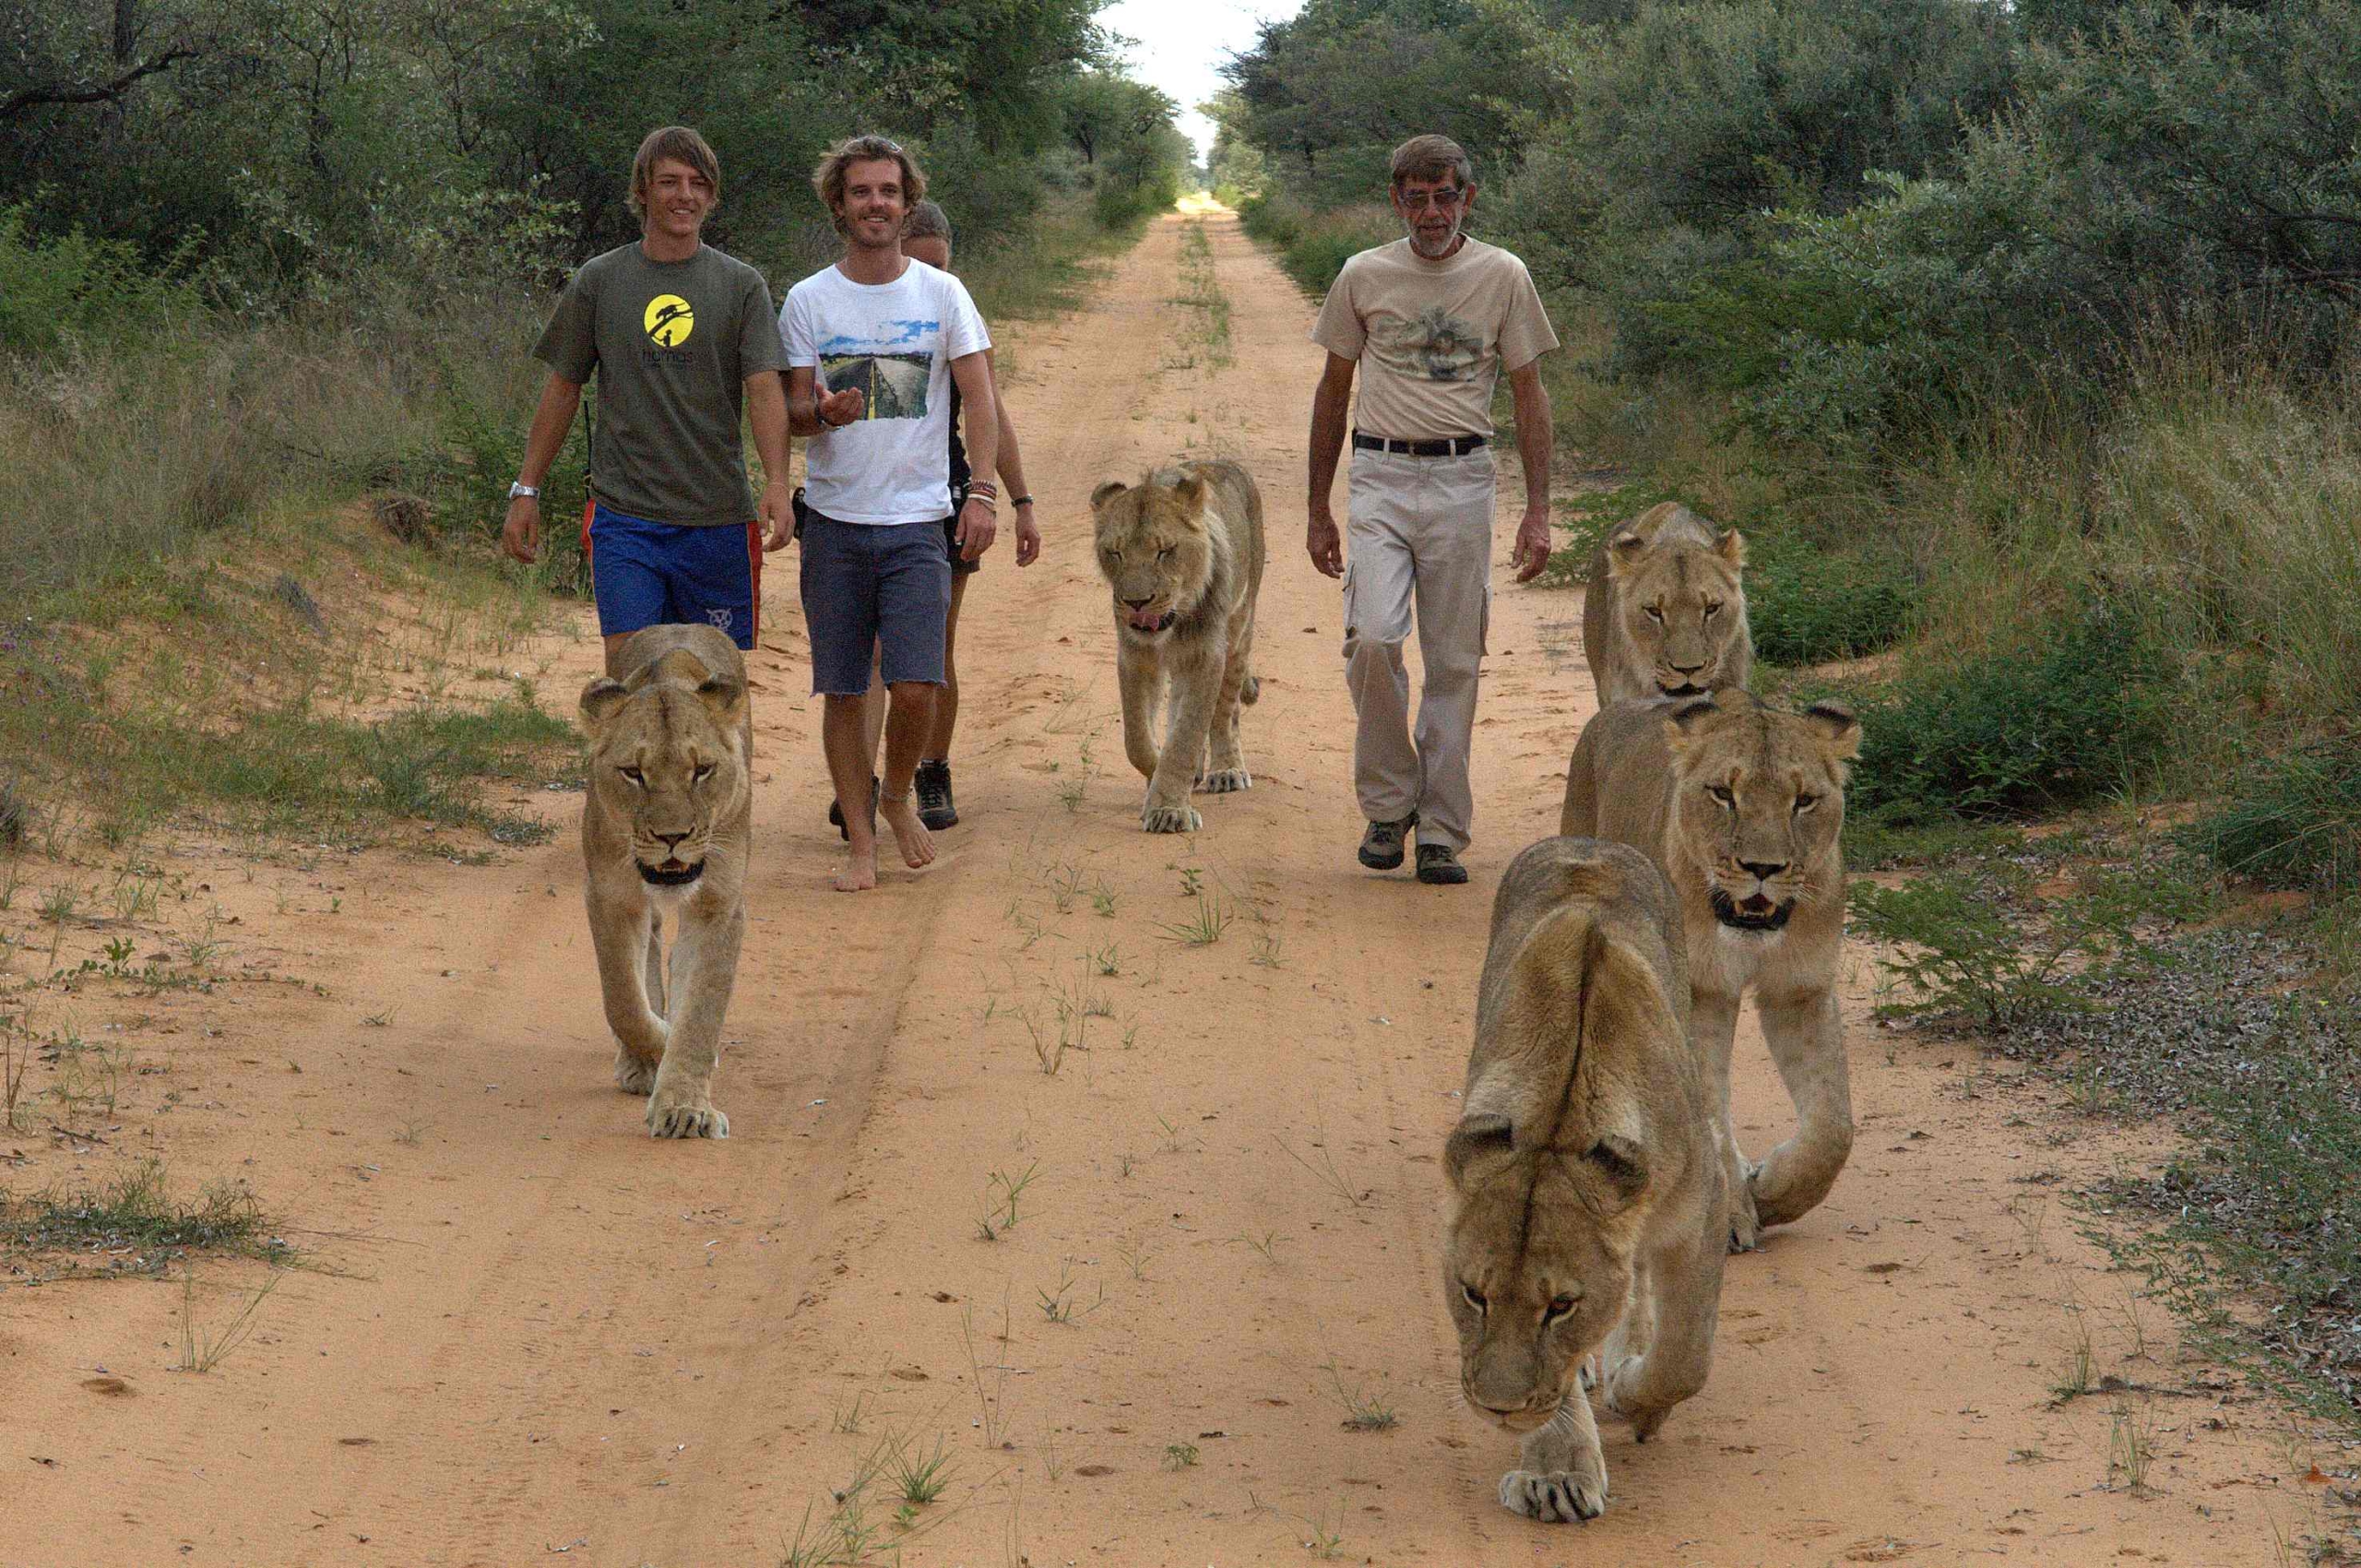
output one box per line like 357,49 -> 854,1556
0,210 -> 2340,1566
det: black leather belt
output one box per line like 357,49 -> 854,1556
1352,432 -> 1488,457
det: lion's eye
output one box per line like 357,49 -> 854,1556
1157,547 -> 1174,562
1643,605 -> 1665,623
693,763 -> 716,784
1546,1294 -> 1579,1321
1703,601 -> 1722,619
1707,784 -> 1735,808
1461,1283 -> 1487,1311
1794,792 -> 1818,814
620,766 -> 646,787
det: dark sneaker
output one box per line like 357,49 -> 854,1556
1358,812 -> 1418,871
829,775 -> 880,841
915,758 -> 958,830
1416,843 -> 1469,885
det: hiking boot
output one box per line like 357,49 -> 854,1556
829,775 -> 879,841
1416,843 -> 1469,885
914,758 -> 958,830
1358,812 -> 1418,871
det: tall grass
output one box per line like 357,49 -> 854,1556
1237,192 -> 1395,296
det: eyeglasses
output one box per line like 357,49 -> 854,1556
1398,186 -> 1465,212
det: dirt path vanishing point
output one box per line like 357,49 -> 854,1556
1,210 -> 2343,1567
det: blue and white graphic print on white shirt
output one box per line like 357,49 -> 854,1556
781,258 -> 991,526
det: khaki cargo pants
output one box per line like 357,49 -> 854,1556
1341,445 -> 1494,854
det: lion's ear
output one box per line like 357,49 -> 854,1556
579,677 -> 630,737
1169,472 -> 1206,514
1444,1112 -> 1515,1191
1803,701 -> 1861,761
1662,695 -> 1721,754
1605,530 -> 1646,579
1089,480 -> 1129,510
1716,528 -> 1746,572
695,672 -> 748,733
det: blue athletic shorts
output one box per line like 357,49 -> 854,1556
797,512 -> 950,695
581,500 -> 761,650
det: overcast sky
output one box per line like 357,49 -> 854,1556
1098,0 -> 1303,164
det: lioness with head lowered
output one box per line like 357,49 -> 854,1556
1583,502 -> 1750,706
1445,837 -> 1727,1523
1561,690 -> 1860,1248
1089,459 -> 1266,833
577,624 -> 752,1139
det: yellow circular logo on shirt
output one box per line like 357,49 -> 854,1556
644,294 -> 694,348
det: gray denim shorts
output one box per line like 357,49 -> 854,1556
798,513 -> 951,695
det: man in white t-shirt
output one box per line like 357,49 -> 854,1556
1305,133 -> 1560,885
779,134 -> 1000,892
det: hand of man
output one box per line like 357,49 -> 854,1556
1014,500 -> 1040,567
759,478 -> 795,552
817,386 -> 864,427
1512,505 -> 1554,584
502,495 -> 540,565
955,496 -> 997,562
1306,504 -> 1344,579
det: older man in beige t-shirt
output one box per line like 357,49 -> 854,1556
1306,133 -> 1560,885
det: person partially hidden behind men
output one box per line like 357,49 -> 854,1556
1304,133 -> 1560,885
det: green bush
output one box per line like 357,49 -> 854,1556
1844,600 -> 2174,821
1745,529 -> 1916,665
1238,193 -> 1394,296
2179,737 -> 2361,894
0,204 -> 197,355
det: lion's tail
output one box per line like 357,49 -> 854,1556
1240,673 -> 1261,706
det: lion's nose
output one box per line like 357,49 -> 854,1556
1669,659 -> 1705,676
655,831 -> 692,853
1738,858 -> 1786,880
1123,596 -> 1154,611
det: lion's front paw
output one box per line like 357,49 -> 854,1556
1198,767 -> 1252,794
1602,1357 -> 1672,1442
1727,1162 -> 1763,1253
614,1047 -> 660,1096
1141,801 -> 1202,834
1499,1467 -> 1607,1523
647,1093 -> 729,1140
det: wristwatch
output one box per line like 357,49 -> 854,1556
507,481 -> 540,502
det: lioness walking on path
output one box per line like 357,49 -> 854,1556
1306,133 -> 1560,885
781,136 -> 1000,891
502,125 -> 791,675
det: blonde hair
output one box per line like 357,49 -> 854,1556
630,125 -> 721,219
812,135 -> 928,233
1389,134 -> 1473,191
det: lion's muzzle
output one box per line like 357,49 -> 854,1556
638,860 -> 706,887
1710,885 -> 1792,932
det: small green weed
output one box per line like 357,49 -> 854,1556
1323,1358 -> 1398,1431
176,1268 -> 284,1372
1162,1442 -> 1200,1470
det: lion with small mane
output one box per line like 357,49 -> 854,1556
577,624 -> 752,1139
1444,837 -> 1727,1523
1583,501 -> 1751,705
1088,458 -> 1266,833
1560,690 -> 1859,1249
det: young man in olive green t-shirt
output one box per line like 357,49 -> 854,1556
502,125 -> 792,677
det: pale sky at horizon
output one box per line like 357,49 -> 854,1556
1098,0 -> 1303,164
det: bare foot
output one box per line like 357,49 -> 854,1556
834,837 -> 879,892
879,793 -> 936,869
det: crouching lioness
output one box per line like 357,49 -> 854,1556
577,624 -> 752,1139
1561,691 -> 1860,1247
1444,837 -> 1727,1523
1088,459 -> 1266,833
